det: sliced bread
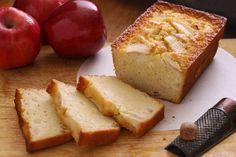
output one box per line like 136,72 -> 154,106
77,76 -> 165,137
15,89 -> 72,152
47,79 -> 120,146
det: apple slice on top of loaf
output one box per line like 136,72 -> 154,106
77,75 -> 165,137
47,79 -> 120,146
111,1 -> 226,103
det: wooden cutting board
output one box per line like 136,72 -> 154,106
1,1 -> 236,156
1,46 -> 236,157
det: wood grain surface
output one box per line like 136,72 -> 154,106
0,0 -> 236,157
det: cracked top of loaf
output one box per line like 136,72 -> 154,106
112,1 -> 226,72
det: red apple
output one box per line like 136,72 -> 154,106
14,0 -> 69,44
44,0 -> 106,57
0,7 -> 41,69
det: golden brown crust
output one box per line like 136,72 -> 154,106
14,88 -> 72,153
111,2 -> 156,51
26,133 -> 72,152
178,40 -> 220,103
111,0 -> 227,69
77,77 -> 90,93
48,79 -> 120,146
15,89 -> 32,152
77,76 -> 164,137
46,79 -> 58,97
78,128 -> 120,146
112,0 -> 226,49
135,105 -> 164,137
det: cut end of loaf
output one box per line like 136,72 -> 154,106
111,1 -> 226,103
112,51 -> 185,103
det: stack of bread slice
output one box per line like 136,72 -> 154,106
15,76 -> 164,152
47,79 -> 120,146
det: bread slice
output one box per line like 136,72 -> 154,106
77,75 -> 165,137
15,89 -> 72,152
47,79 -> 120,146
111,1 -> 227,103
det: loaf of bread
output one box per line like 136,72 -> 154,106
77,76 -> 164,137
47,79 -> 120,146
112,1 -> 227,103
14,89 -> 72,152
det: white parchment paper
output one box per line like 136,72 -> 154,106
77,46 -> 236,131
